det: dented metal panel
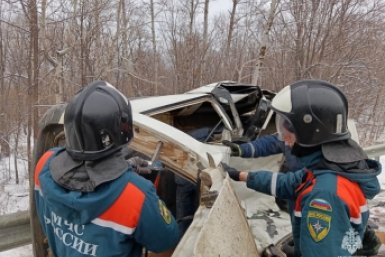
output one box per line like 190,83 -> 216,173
130,113 -> 230,182
172,165 -> 260,257
193,178 -> 260,257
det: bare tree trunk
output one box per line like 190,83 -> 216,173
93,0 -> 101,52
199,0 -> 210,85
187,0 -> 199,89
116,0 -> 134,95
203,0 -> 209,44
292,0 -> 305,80
58,23 -> 67,103
24,0 -> 44,256
32,34 -> 38,138
188,0 -> 197,35
227,0 -> 239,54
14,129 -> 19,184
80,0 -> 86,86
150,0 -> 158,95
251,0 -> 280,85
24,0 -> 39,171
115,0 -> 123,87
14,79 -> 24,184
0,0 -> 10,157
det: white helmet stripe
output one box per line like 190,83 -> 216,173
271,85 -> 292,113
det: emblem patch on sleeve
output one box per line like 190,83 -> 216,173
307,210 -> 331,242
158,199 -> 172,224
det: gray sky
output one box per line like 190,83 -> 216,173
209,0 -> 233,15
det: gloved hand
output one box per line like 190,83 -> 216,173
127,156 -> 152,174
220,162 -> 241,181
222,140 -> 242,157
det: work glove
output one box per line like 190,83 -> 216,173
222,140 -> 242,157
127,156 -> 152,174
356,223 -> 381,256
220,162 -> 241,181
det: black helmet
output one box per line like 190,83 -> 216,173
64,81 -> 133,161
271,79 -> 350,147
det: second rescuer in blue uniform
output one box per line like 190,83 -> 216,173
222,80 -> 381,257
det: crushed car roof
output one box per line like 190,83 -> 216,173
130,81 -> 261,114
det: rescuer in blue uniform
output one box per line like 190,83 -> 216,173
222,80 -> 381,257
34,81 -> 179,257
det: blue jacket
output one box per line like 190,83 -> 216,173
34,148 -> 179,257
246,151 -> 381,257
239,134 -> 302,171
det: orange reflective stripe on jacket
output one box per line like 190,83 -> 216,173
336,176 -> 367,224
294,174 -> 315,217
92,182 -> 146,235
34,150 -> 55,190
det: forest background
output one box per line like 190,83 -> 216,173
2,0 -> 385,183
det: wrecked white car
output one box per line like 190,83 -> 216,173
32,81 -> 360,257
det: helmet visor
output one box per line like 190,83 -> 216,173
275,114 -> 296,145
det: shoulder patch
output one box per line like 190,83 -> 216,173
158,199 -> 172,224
309,198 -> 332,212
307,210 -> 331,242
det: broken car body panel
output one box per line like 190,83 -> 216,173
130,112 -> 230,183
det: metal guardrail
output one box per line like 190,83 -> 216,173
364,143 -> 385,160
1,144 -> 385,252
0,210 -> 31,252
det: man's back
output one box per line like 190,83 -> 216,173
34,148 -> 180,257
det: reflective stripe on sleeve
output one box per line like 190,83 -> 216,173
92,183 -> 145,234
34,150 -> 55,192
247,142 -> 255,157
271,172 -> 278,197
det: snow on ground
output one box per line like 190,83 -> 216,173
0,155 -> 29,215
0,155 -> 385,256
0,154 -> 31,257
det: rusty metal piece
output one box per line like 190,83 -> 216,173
199,170 -> 212,188
200,190 -> 218,208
